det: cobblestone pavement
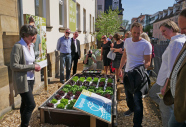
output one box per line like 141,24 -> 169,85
0,63 -> 162,127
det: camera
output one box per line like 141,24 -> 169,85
88,51 -> 92,57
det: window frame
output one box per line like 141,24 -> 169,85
83,8 -> 86,33
76,3 -> 80,31
35,0 -> 51,28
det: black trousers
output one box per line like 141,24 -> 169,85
125,88 -> 143,127
20,80 -> 36,127
71,52 -> 79,75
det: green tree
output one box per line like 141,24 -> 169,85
95,8 -> 122,40
143,25 -> 153,37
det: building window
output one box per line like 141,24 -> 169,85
59,0 -> 67,27
90,14 -> 92,33
93,17 -> 94,33
59,0 -> 64,27
98,5 -> 102,10
35,0 -> 50,26
76,3 -> 80,30
83,9 -> 86,32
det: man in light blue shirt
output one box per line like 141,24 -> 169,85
57,28 -> 71,83
107,34 -> 113,42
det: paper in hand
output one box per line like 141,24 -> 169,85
157,92 -> 163,99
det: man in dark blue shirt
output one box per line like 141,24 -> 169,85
57,28 -> 71,83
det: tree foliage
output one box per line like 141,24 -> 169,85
143,25 -> 153,37
95,8 -> 122,40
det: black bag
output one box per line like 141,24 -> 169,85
124,65 -> 150,94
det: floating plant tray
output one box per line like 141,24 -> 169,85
38,73 -> 117,127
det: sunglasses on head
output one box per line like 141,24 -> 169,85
66,32 -> 70,34
28,25 -> 34,29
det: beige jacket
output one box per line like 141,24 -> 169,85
10,41 -> 35,96
163,43 -> 186,122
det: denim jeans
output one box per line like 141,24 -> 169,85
20,80 -> 36,127
149,83 -> 173,127
60,53 -> 71,83
168,109 -> 186,127
125,88 -> 143,127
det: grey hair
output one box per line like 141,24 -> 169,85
20,24 -> 38,38
109,34 -> 113,37
65,28 -> 71,31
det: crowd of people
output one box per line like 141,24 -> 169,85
99,8 -> 186,127
9,8 -> 186,127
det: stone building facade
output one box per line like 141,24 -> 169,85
0,0 -> 96,117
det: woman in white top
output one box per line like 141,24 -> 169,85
149,20 -> 186,127
10,24 -> 41,127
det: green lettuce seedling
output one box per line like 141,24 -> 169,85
107,78 -> 113,83
51,98 -> 57,104
106,86 -> 113,91
57,103 -> 65,109
64,84 -> 72,89
62,88 -> 69,93
60,98 -> 69,105
88,89 -> 95,92
104,90 -> 113,95
89,86 -> 96,90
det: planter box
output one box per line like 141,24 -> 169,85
38,73 -> 117,127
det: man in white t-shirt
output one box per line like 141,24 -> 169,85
119,22 -> 152,127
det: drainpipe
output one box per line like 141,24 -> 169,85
18,0 -> 24,33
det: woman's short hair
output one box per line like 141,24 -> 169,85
29,16 -> 35,23
101,35 -> 107,41
140,32 -> 150,42
125,31 -> 132,38
179,8 -> 186,17
113,33 -> 121,41
159,20 -> 179,33
20,24 -> 38,38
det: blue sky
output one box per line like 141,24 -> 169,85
122,0 -> 176,24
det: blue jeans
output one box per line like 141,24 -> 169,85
125,88 -> 143,127
168,110 -> 186,127
60,53 -> 71,83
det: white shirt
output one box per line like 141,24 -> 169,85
74,38 -> 77,53
124,38 -> 152,72
156,34 -> 186,86
19,38 -> 35,80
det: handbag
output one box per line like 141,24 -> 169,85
107,50 -> 116,60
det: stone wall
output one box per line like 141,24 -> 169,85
0,0 -> 20,117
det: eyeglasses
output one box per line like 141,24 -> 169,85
101,37 -> 106,39
66,32 -> 70,34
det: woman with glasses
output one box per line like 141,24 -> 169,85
149,20 -> 186,127
111,33 -> 124,82
101,35 -> 113,75
10,24 -> 41,127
